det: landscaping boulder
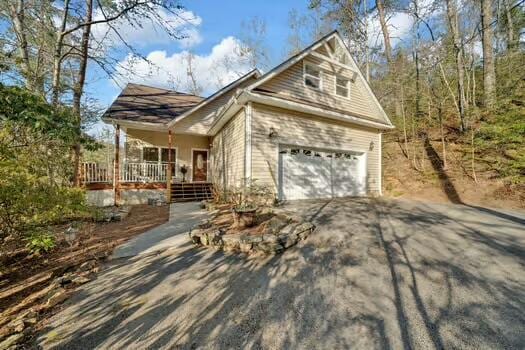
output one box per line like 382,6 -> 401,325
239,242 -> 252,253
222,234 -> 240,251
46,290 -> 67,308
12,321 -> 24,334
0,333 -> 24,350
256,242 -> 284,254
72,276 -> 90,285
263,215 -> 290,235
79,259 -> 97,272
262,234 -> 279,243
189,209 -> 315,256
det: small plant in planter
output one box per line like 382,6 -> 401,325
180,165 -> 188,182
232,202 -> 257,228
229,179 -> 274,229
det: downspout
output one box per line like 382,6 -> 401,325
244,102 -> 252,186
166,130 -> 172,203
378,132 -> 383,196
114,124 -> 120,206
221,131 -> 227,194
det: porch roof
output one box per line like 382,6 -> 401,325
102,83 -> 203,125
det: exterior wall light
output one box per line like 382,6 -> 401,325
369,141 -> 375,151
269,127 -> 278,139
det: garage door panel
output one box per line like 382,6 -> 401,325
282,154 -> 332,200
280,147 -> 366,201
332,157 -> 365,197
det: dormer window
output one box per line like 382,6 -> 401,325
304,62 -> 322,90
335,76 -> 350,98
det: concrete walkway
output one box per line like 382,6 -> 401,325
111,202 -> 206,259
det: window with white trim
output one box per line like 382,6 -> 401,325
143,147 -> 159,162
335,76 -> 350,98
142,147 -> 176,164
142,147 -> 177,179
304,63 -> 321,90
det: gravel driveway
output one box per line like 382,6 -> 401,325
38,198 -> 525,349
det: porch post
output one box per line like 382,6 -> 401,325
166,130 -> 172,203
114,124 -> 121,206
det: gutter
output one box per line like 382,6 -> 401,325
102,117 -> 168,132
208,90 -> 395,135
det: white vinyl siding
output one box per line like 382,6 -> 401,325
335,76 -> 350,98
171,76 -> 258,135
251,104 -> 381,195
210,109 -> 245,190
260,55 -> 386,124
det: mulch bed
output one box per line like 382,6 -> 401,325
209,204 -> 274,236
0,204 -> 169,347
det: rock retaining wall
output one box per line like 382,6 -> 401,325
189,213 -> 315,255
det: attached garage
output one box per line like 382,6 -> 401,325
278,146 -> 367,200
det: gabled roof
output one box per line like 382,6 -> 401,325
245,30 -> 393,128
167,69 -> 260,128
102,83 -> 203,125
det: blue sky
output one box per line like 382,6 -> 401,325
85,0 -> 438,135
86,0 -> 314,135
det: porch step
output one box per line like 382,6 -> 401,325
170,182 -> 213,202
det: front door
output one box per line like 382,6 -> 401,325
192,150 -> 208,182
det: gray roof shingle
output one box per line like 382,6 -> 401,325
103,83 -> 204,124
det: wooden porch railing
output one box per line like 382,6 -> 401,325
82,162 -> 112,183
121,162 -> 168,183
81,162 -> 168,184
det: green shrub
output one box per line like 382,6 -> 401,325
25,229 -> 56,254
225,179 -> 276,209
475,105 -> 525,184
0,162 -> 89,238
0,84 -> 91,243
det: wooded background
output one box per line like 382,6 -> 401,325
0,0 -> 524,244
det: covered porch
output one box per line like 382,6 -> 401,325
82,125 -> 213,205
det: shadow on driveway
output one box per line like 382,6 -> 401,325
111,202 -> 207,259
38,198 -> 525,349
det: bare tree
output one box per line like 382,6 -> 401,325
445,0 -> 468,131
503,0 -> 516,50
185,52 -> 203,96
376,0 -> 392,65
6,0 -> 32,90
71,0 -> 94,186
239,16 -> 270,70
480,0 -> 496,108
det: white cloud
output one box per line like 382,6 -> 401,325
367,11 -> 414,50
114,36 -> 254,96
91,8 -> 202,49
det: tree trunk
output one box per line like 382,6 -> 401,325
480,0 -> 496,109
438,104 -> 447,170
445,0 -> 468,132
504,0 -> 516,50
377,0 -> 403,119
401,86 -> 409,159
412,0 -> 422,119
376,0 -> 392,65
363,0 -> 370,81
72,0 -> 93,186
51,0 -> 71,105
471,129 -> 478,183
9,0 -> 32,89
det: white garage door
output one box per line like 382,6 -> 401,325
279,147 -> 366,200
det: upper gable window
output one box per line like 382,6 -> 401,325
335,76 -> 350,98
304,63 -> 321,90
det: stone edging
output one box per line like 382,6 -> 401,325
189,213 -> 315,255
